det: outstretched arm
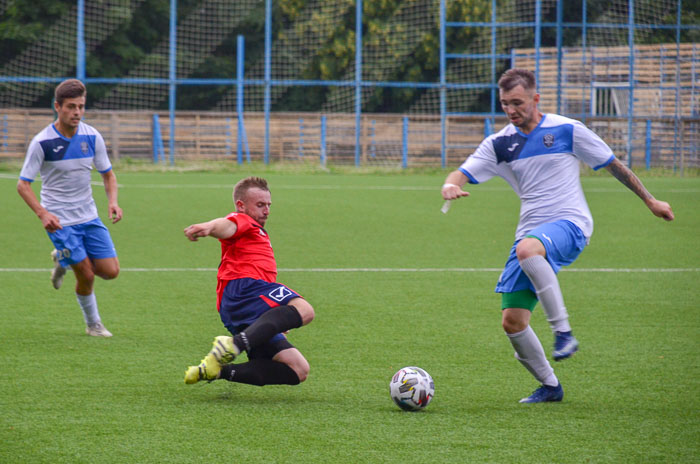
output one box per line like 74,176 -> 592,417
605,158 -> 674,221
184,217 -> 238,241
441,170 -> 471,201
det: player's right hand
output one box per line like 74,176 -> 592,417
40,212 -> 62,233
441,183 -> 470,201
184,223 -> 209,241
647,198 -> 674,221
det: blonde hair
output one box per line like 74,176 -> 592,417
233,176 -> 269,203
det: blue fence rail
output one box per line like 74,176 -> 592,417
0,0 -> 698,170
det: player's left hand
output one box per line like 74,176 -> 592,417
647,199 -> 674,221
109,204 -> 123,223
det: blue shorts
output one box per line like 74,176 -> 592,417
48,218 -> 117,266
219,278 -> 301,347
495,220 -> 587,294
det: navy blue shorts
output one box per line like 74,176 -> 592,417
219,278 -> 301,358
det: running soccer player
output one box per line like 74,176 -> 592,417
441,68 -> 674,403
17,79 -> 122,337
183,176 -> 315,387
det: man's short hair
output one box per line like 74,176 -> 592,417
55,79 -> 86,106
233,176 -> 269,202
498,68 -> 536,93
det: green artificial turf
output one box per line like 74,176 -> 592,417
1,170 -> 698,463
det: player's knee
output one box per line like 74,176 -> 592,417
74,266 -> 95,285
292,358 -> 310,383
516,237 -> 545,261
502,311 -> 528,334
101,265 -> 119,280
290,298 -> 315,325
96,259 -> 120,280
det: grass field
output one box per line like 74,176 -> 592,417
1,169 -> 698,463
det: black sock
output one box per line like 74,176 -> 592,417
219,360 -> 301,386
233,305 -> 303,352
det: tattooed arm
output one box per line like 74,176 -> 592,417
605,158 -> 675,221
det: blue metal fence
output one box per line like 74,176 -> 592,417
0,0 -> 697,169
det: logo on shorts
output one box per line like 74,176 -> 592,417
61,248 -> 71,259
268,286 -> 292,302
541,233 -> 553,244
543,133 -> 555,148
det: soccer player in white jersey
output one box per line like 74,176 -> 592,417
17,79 -> 123,337
442,68 -> 674,403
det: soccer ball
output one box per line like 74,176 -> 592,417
390,366 -> 434,411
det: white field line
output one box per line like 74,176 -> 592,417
1,174 -> 698,193
1,267 -> 698,273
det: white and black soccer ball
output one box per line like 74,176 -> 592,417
389,366 -> 434,411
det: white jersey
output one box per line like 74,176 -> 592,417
459,114 -> 615,241
19,121 -> 112,226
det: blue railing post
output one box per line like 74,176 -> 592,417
168,0 -> 177,165
439,0 -> 446,168
535,0 -> 541,84
76,0 -> 85,81
402,116 -> 408,169
264,0 -> 272,164
152,114 -> 165,163
355,0 -> 363,167
485,118 -> 493,137
490,0 -> 497,117
626,0 -> 635,168
320,115 -> 327,167
645,119 -> 652,170
237,35 -> 245,165
556,0 -> 563,113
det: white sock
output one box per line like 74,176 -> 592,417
519,255 -> 572,333
76,293 -> 101,325
507,326 -> 558,387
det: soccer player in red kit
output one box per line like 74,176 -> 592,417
183,177 -> 315,386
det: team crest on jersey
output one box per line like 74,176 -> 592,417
81,141 -> 89,154
543,133 -> 555,148
268,285 -> 292,302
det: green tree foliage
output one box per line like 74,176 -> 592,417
0,0 -> 696,111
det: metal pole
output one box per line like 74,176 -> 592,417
556,0 -> 563,113
535,0 -> 541,84
439,0 -> 446,168
645,119 -> 651,170
168,0 -> 177,165
582,0 -> 588,123
237,35 -> 244,165
77,0 -> 85,81
674,0 -> 682,173
320,115 -> 327,167
490,0 -> 497,121
626,0 -> 635,168
402,116 -> 408,169
264,0 -> 272,164
355,0 -> 363,167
